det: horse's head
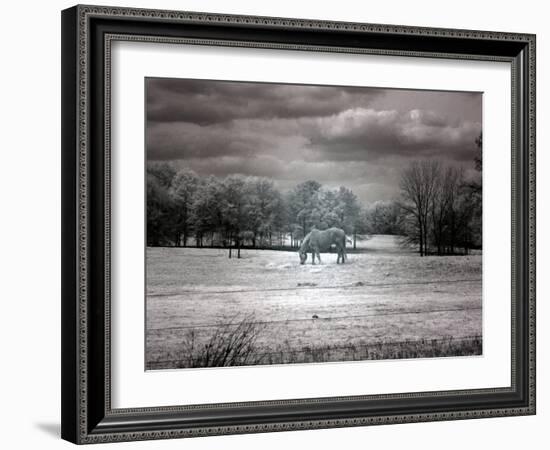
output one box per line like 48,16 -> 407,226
299,250 -> 307,265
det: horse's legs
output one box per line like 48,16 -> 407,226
317,252 -> 322,264
342,237 -> 347,263
311,251 -> 315,265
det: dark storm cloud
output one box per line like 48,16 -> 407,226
308,108 -> 480,162
146,119 -> 310,161
146,78 -> 481,203
147,78 -> 383,124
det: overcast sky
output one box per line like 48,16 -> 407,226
146,78 -> 482,205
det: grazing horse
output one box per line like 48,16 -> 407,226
299,227 -> 347,265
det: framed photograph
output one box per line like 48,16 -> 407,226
61,5 -> 536,444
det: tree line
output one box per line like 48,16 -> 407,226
398,136 -> 482,256
147,143 -> 481,257
147,164 -> 370,256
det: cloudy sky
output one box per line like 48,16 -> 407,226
146,78 -> 481,204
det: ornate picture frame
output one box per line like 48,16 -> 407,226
61,4 -> 535,444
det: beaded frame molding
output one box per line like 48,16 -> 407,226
61,4 -> 536,444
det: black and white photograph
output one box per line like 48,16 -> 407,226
145,78 -> 483,370
51,2 -> 540,446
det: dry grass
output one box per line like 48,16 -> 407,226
145,236 -> 482,370
146,320 -> 481,369
167,314 -> 265,368
259,336 -> 482,365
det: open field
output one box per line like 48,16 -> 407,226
146,235 -> 482,369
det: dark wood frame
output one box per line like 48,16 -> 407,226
61,4 -> 536,444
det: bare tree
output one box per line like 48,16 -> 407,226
399,160 -> 441,256
430,166 -> 464,255
474,132 -> 482,173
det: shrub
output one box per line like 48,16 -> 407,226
178,314 -> 265,367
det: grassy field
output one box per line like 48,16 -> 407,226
146,235 -> 482,369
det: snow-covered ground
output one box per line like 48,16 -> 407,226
146,235 -> 482,368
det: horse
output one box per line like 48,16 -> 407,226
299,227 -> 347,265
